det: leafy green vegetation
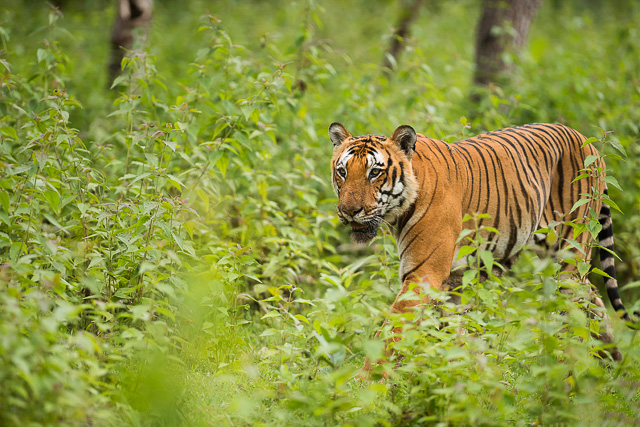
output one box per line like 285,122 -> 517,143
0,0 -> 639,425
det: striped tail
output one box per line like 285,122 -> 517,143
598,188 -> 631,321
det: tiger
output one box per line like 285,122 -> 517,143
329,121 -> 631,362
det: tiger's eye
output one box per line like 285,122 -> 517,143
369,168 -> 382,179
337,166 -> 347,178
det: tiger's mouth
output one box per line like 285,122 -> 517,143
350,222 -> 369,231
349,221 -> 379,244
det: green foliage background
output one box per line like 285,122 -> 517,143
0,0 -> 639,425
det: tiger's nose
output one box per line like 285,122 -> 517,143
339,203 -> 363,218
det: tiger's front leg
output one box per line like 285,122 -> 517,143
361,274 -> 449,377
362,237 -> 457,377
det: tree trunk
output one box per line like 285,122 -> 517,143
108,0 -> 153,87
473,0 -> 543,87
382,0 -> 424,74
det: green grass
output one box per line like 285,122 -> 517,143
0,0 -> 639,425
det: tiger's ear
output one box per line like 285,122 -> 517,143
390,125 -> 417,158
329,122 -> 352,147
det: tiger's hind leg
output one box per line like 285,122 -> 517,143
590,292 -> 623,361
587,191 -> 628,362
538,183 -> 627,361
554,261 -> 623,361
527,230 -> 622,361
553,278 -> 622,361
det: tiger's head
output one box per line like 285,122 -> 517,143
329,122 -> 419,244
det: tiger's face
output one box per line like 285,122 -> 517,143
329,122 -> 418,244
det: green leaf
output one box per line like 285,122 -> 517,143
34,151 -> 48,168
478,250 -> 494,271
0,190 -> 9,213
0,126 -> 18,140
36,48 -> 49,64
462,269 -> 477,287
456,229 -> 474,244
590,268 -> 611,279
294,314 -> 310,325
76,203 -> 90,217
581,137 -> 598,147
110,74 -> 127,89
243,274 -> 262,283
171,232 -> 185,251
456,245 -> 475,260
569,198 -> 591,214
571,173 -> 590,183
583,154 -> 600,168
261,310 -> 281,319
483,227 -> 500,235
211,123 -> 228,139
595,244 -> 621,260
563,238 -> 585,255
608,139 -> 627,158
155,306 -> 175,321
64,98 -> 84,109
167,174 -> 186,188
601,196 -> 623,214
577,260 -> 590,278
56,133 -> 69,145
586,218 -> 602,240
128,172 -> 151,186
206,150 -> 224,167
216,151 -> 229,176
259,329 -> 277,337
202,321 -> 214,330
43,190 -> 60,215
163,138 -> 177,152
602,176 -> 622,191
43,214 -> 71,234
87,256 -> 104,269
241,106 -> 256,122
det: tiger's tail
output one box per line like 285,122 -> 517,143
598,187 -> 632,321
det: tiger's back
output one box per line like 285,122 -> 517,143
399,123 -> 599,280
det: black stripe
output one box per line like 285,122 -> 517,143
396,200 -> 416,230
466,144 -> 492,215
556,156 -> 566,213
401,242 -> 441,283
399,232 -> 420,259
504,203 -> 521,259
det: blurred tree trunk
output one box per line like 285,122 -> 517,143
473,0 -> 543,87
382,0 -> 423,74
108,0 -> 153,86
50,0 -> 67,8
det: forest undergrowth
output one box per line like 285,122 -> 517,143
0,0 -> 639,425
